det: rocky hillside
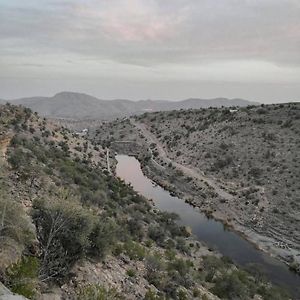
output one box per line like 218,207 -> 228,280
91,103 -> 300,272
135,103 -> 300,247
5,92 -> 258,120
0,104 -> 293,299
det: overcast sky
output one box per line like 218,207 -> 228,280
0,0 -> 299,102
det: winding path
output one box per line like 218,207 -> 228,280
130,118 -> 234,201
0,134 -> 13,162
106,148 -> 112,174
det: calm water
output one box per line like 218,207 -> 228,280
116,154 -> 300,298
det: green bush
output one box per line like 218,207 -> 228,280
89,218 -> 118,258
7,256 -> 39,299
201,255 -> 231,282
211,270 -> 252,299
0,193 -> 34,263
126,268 -> 136,277
32,192 -> 95,281
257,285 -> 290,300
77,284 -> 122,300
168,258 -> 192,277
123,241 -> 146,261
144,289 -> 164,300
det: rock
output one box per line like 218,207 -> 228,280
120,254 -> 130,264
38,294 -> 61,300
0,283 -> 28,300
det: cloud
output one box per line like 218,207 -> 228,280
74,0 -> 185,42
0,0 -> 299,100
1,0 -> 299,65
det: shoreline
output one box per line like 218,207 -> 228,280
139,158 -> 300,274
109,144 -> 300,277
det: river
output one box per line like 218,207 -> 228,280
116,154 -> 300,297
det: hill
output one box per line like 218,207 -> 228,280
6,92 -> 258,120
91,103 -> 300,272
0,103 -> 292,299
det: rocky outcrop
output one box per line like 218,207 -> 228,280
0,283 -> 28,300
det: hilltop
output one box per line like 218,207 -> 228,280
5,92 -> 258,120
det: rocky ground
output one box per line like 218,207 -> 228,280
0,103 -> 296,300
0,104 -> 245,300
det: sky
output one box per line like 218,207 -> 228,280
0,0 -> 300,103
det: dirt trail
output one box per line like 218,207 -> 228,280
129,119 -> 300,271
106,148 -> 112,174
130,119 -> 234,201
0,134 -> 12,162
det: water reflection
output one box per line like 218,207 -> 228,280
116,155 -> 300,297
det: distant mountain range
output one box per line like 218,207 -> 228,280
2,92 -> 259,120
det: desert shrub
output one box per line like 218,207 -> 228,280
7,256 -> 39,299
162,281 -> 180,298
201,256 -> 230,282
123,241 -> 146,261
248,167 -> 263,178
168,259 -> 194,288
212,156 -> 233,171
58,141 -> 69,153
77,284 -> 122,300
144,289 -> 164,300
89,218 -> 118,258
145,269 -> 165,290
126,268 -> 136,277
211,270 -> 252,299
32,191 -> 95,281
175,237 -> 190,254
257,285 -> 290,300
127,218 -> 144,241
177,289 -> 188,300
168,258 -> 193,277
148,225 -> 167,245
202,257 -> 291,300
281,119 -> 293,128
0,195 -> 33,246
219,142 -> 230,150
257,108 -> 268,115
165,249 -> 176,261
212,270 -> 290,300
0,192 -> 34,272
8,147 -> 30,170
145,254 -> 163,276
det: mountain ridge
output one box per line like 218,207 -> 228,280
5,91 -> 259,120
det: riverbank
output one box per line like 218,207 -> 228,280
108,141 -> 300,274
126,108 -> 300,277
115,154 -> 300,297
138,157 -> 300,273
92,107 -> 300,278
